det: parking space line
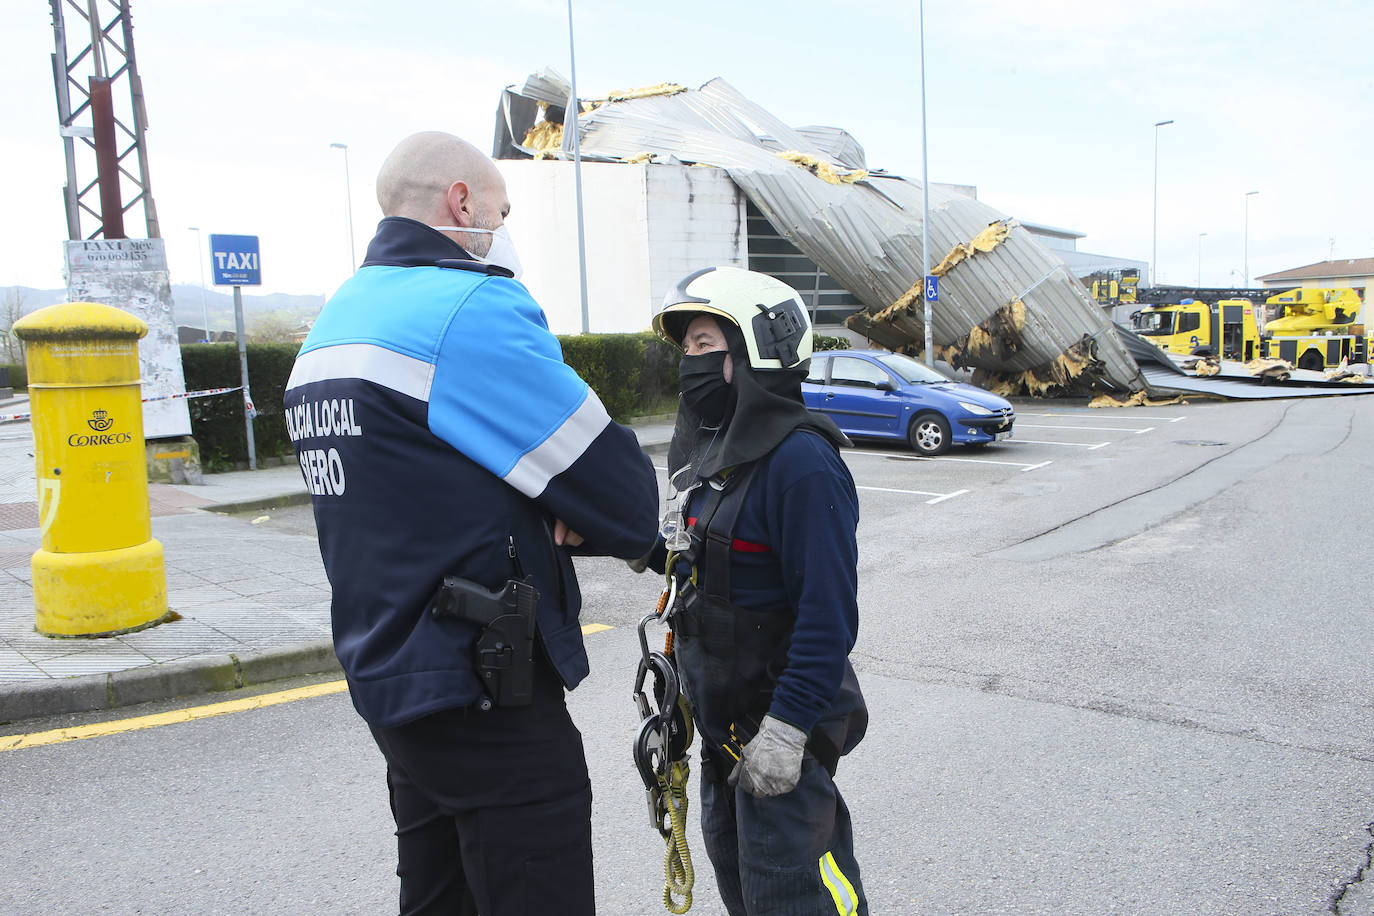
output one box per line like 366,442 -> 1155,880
855,484 -> 966,503
1004,439 -> 1110,450
1017,423 -> 1156,434
1019,412 -> 1186,422
1020,461 -> 1053,472
842,449 -> 1039,470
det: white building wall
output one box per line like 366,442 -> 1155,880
496,160 -> 747,335
497,160 -> 651,335
645,166 -> 747,313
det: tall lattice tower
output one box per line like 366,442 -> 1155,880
49,0 -> 159,241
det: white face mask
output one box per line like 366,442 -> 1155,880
430,224 -> 523,280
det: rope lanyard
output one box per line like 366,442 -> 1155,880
633,577 -> 695,913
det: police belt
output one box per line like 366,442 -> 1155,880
427,575 -> 539,707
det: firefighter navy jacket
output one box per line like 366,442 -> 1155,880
672,429 -> 863,735
285,217 -> 659,728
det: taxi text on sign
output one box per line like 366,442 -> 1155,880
209,234 -> 262,286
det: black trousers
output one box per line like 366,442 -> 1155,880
368,665 -> 594,916
699,752 -> 867,916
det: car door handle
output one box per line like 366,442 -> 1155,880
825,393 -> 835,399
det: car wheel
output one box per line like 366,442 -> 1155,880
908,412 -> 951,456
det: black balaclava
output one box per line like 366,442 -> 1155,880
666,319 -> 849,490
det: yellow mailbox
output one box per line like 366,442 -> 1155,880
13,302 -> 168,636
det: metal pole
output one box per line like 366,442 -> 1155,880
190,226 -> 209,341
567,0 -> 590,334
233,286 -> 256,470
1197,232 -> 1206,286
49,0 -> 82,240
1152,119 -> 1173,287
1244,190 -> 1258,286
330,143 -> 356,272
919,0 -> 933,367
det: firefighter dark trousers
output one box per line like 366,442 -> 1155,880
367,662 -> 594,916
699,750 -> 867,916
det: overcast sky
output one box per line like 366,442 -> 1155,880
3,0 -> 1371,299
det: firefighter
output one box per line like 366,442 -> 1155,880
645,266 -> 869,915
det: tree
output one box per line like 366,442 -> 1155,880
0,289 -> 27,364
246,313 -> 305,344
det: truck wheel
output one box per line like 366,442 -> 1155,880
1298,351 -> 1325,372
908,412 -> 951,456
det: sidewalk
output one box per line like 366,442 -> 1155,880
0,413 -> 675,724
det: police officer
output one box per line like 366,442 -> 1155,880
285,131 -> 659,915
646,266 -> 869,915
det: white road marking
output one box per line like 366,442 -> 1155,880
1017,423 -> 1155,434
1004,439 -> 1111,449
1018,412 -> 1186,422
841,449 -> 1040,470
659,467 -> 971,503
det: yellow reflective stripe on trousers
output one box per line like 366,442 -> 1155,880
819,850 -> 858,915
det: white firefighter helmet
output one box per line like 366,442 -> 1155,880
653,266 -> 812,370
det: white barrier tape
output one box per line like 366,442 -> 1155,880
142,386 -> 242,404
0,385 -> 244,425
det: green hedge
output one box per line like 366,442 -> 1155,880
181,343 -> 300,471
557,332 -> 680,420
0,363 -> 26,391
181,334 -> 679,471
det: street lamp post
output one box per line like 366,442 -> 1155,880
1197,232 -> 1207,286
1244,190 -> 1259,286
919,0 -> 933,367
189,226 -> 210,342
567,0 -> 591,334
1152,119 -> 1174,288
329,142 -> 356,273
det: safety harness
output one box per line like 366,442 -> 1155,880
634,576 -> 695,914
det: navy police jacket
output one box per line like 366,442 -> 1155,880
285,217 -> 659,728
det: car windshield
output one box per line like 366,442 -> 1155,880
871,352 -> 949,384
1133,310 -> 1175,335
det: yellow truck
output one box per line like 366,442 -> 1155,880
1261,288 -> 1368,371
1129,297 -> 1263,361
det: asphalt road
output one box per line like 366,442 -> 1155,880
3,396 -> 1372,915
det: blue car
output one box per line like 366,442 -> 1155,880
802,349 -> 1015,455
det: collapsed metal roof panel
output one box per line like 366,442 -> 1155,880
570,78 -> 1146,392
1115,323 -> 1374,399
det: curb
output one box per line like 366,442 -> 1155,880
202,490 -> 313,515
0,638 -> 342,726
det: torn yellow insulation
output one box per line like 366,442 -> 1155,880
1245,358 -> 1293,381
1194,358 -> 1221,377
875,280 -> 923,322
775,151 -> 868,185
522,120 -> 564,159
931,220 -> 1014,277
584,83 -> 690,112
1089,391 -> 1188,408
1324,367 -> 1369,383
624,151 -> 658,164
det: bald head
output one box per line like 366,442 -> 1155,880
375,132 -> 509,231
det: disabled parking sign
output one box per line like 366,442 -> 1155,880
925,275 -> 939,302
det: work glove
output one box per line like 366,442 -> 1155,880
728,715 -> 808,797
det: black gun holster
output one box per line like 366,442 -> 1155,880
428,575 -> 540,707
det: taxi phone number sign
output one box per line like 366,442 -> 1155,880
209,234 -> 262,286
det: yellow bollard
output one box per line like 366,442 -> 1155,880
13,302 -> 168,637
